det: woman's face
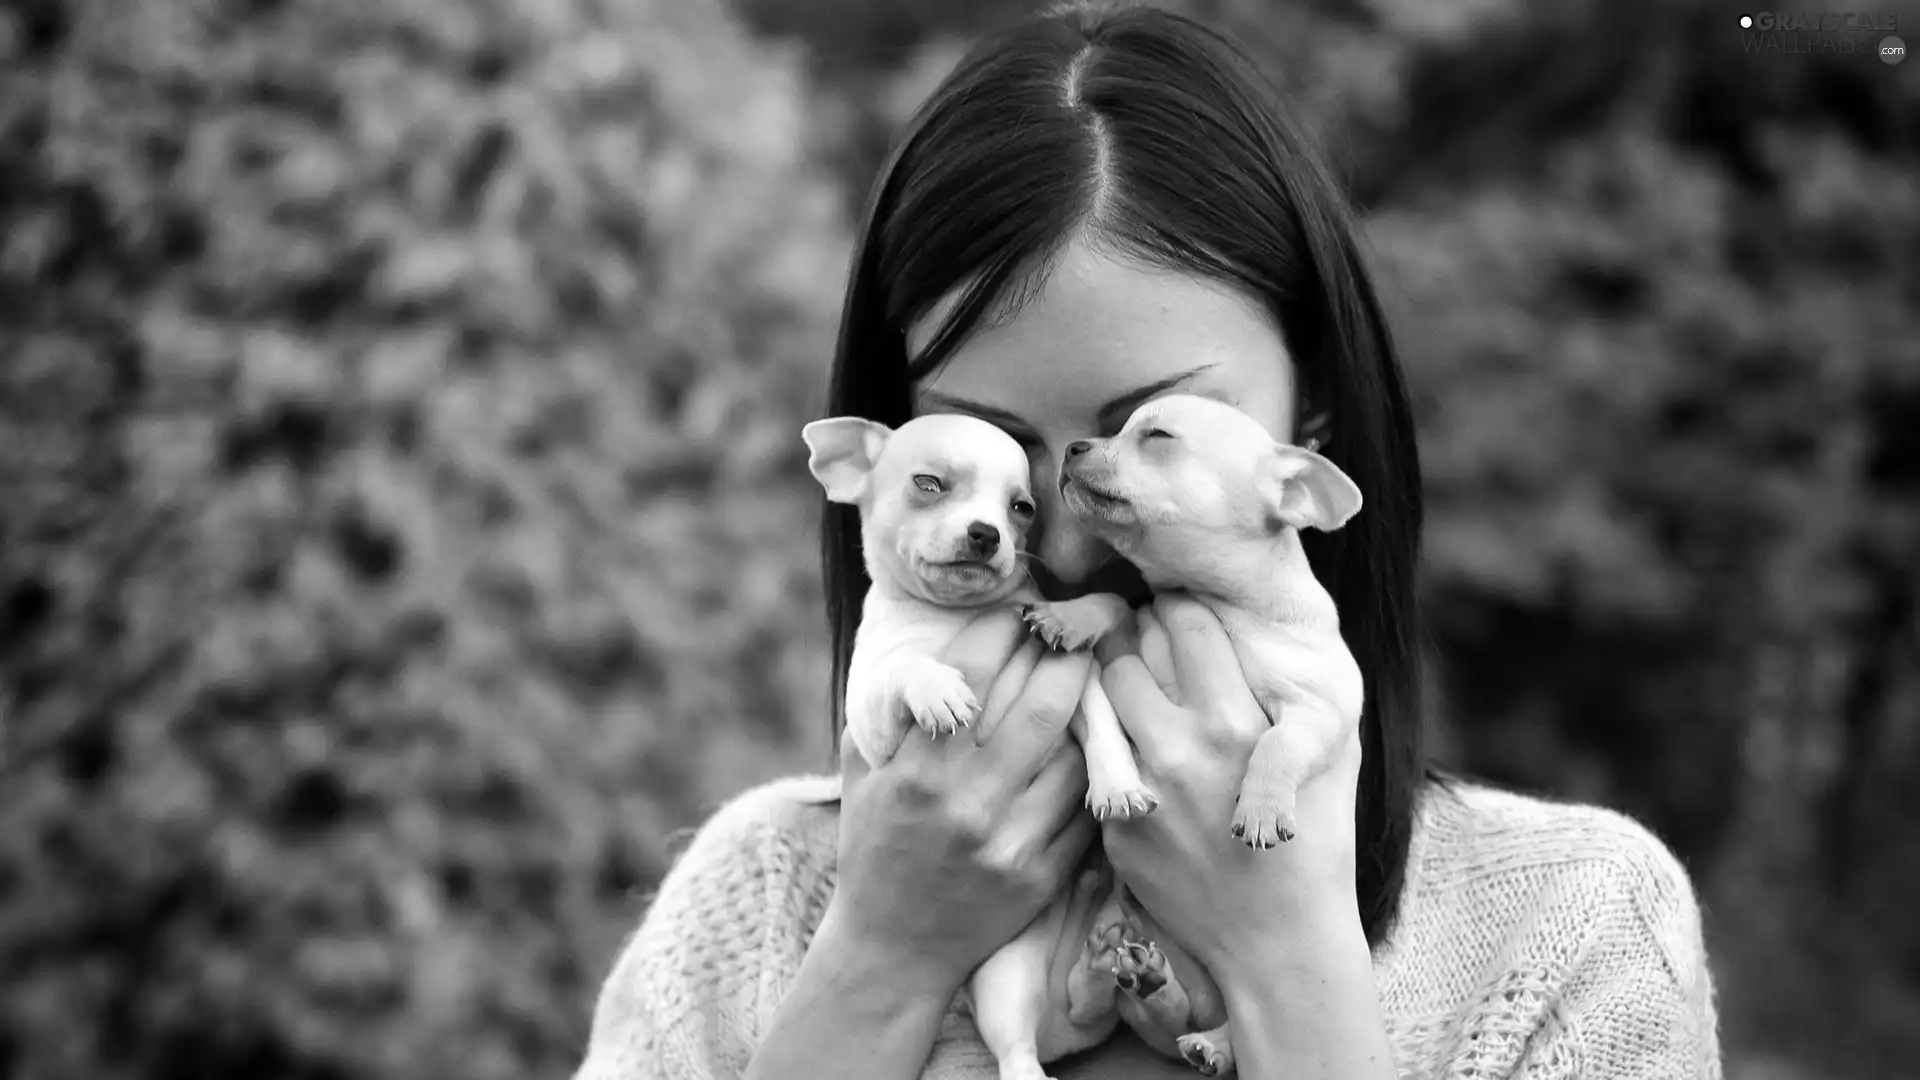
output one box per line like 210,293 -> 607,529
910,238 -> 1298,603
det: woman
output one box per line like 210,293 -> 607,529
575,3 -> 1722,1078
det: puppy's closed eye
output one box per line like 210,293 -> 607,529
1142,428 -> 1174,440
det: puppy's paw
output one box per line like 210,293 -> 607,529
1069,901 -> 1131,1024
1086,911 -> 1131,967
1023,597 -> 1123,652
902,664 -> 979,736
1111,940 -> 1170,1000
1230,792 -> 1297,850
1177,1033 -> 1230,1077
1087,782 -> 1159,821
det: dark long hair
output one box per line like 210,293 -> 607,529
818,0 -> 1427,945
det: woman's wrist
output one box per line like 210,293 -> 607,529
1212,892 -> 1374,1013
811,899 -> 971,1002
1210,898 -> 1395,1080
742,901 -> 962,1080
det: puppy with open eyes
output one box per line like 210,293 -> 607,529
1053,393 -> 1365,1077
801,412 -> 1155,1080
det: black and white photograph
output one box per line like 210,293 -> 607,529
2,1 -> 1917,1078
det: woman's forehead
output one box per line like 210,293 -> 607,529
910,243 -> 1295,433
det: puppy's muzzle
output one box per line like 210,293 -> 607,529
1062,439 -> 1094,493
1060,441 -> 1119,494
965,520 -> 1000,557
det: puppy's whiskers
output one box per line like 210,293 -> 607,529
1013,550 -> 1052,595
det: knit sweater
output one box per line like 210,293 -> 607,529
575,773 -> 1723,1080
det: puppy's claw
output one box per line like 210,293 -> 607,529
1023,600 -> 1109,653
1231,798 -> 1297,850
1177,1033 -> 1229,1077
1236,780 -> 1297,849
1088,786 -> 1159,820
1085,914 -> 1130,974
1111,939 -> 1169,999
902,666 -> 980,737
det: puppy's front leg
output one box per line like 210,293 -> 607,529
1072,676 -> 1157,820
886,655 -> 981,738
1025,593 -> 1132,652
1232,700 -> 1346,848
970,916 -> 1056,1080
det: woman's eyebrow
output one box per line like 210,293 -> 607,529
918,395 -> 1036,434
920,364 -> 1217,433
1094,365 -> 1216,428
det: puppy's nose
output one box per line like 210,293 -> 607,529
1065,440 -> 1093,459
966,521 -> 1000,555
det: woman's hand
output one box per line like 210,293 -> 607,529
828,607 -> 1100,993
1094,593 -> 1363,973
747,613 -> 1098,1080
1093,594 -> 1394,1080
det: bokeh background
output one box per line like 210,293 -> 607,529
2,0 -> 1917,1077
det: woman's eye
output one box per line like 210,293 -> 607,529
913,474 -> 944,493
1011,496 -> 1036,517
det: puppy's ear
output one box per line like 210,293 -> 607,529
1256,444 -> 1363,533
802,417 -> 891,503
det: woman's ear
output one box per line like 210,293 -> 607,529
1256,444 -> 1363,533
1295,406 -> 1333,454
802,417 -> 892,503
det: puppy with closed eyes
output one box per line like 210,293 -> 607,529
801,412 -> 1155,1080
1053,393 -> 1366,1076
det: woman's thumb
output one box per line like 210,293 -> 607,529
939,607 -> 1030,703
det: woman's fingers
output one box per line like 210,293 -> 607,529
976,651 -> 1092,785
931,606 -> 1038,743
1038,811 -> 1098,881
1135,607 -> 1180,700
1099,653 -> 1184,763
973,638 -> 1045,742
1093,612 -> 1141,666
940,606 -> 1034,703
1151,596 -> 1268,752
1012,737 -> 1092,843
1152,594 -> 1256,714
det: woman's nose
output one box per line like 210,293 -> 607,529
1035,478 -> 1110,584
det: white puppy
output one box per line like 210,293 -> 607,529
802,412 -> 1153,1080
1056,393 -> 1365,1076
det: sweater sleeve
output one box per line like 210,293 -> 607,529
572,778 -> 838,1080
1502,813 -> 1725,1080
570,774 -> 1011,1080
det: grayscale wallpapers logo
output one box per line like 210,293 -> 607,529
1735,11 -> 1905,62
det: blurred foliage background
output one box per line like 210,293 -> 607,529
1,0 -> 1916,1078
